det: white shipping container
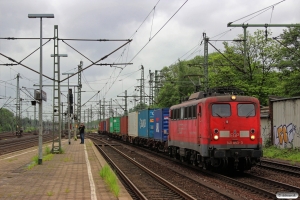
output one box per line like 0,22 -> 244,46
128,111 -> 138,137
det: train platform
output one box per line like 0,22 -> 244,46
0,138 -> 132,200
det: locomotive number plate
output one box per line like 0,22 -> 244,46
227,141 -> 243,144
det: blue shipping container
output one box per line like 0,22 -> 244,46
138,109 -> 154,139
154,108 -> 169,142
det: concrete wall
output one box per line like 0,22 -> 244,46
271,98 -> 300,149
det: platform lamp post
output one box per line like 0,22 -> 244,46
51,54 -> 67,151
62,72 -> 74,145
28,13 -> 54,165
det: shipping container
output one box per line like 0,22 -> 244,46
109,117 -> 121,134
128,112 -> 138,137
138,109 -> 154,139
154,108 -> 169,142
105,118 -> 110,133
98,120 -> 106,133
103,121 -> 106,132
120,116 -> 128,136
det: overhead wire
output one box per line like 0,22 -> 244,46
99,0 -> 189,102
96,0 -> 162,101
230,0 -> 285,24
95,0 -> 184,104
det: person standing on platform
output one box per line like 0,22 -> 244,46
78,123 -> 85,144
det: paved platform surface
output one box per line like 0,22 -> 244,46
0,138 -> 132,200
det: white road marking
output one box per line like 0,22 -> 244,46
84,144 -> 97,200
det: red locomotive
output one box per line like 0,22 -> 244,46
168,90 -> 262,171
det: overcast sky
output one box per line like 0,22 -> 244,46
0,0 -> 299,121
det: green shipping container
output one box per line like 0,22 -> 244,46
109,117 -> 121,134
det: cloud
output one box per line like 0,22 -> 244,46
0,0 -> 299,119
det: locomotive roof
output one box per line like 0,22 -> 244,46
170,92 -> 259,109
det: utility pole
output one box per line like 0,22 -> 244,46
110,98 -> 113,117
90,104 -> 92,129
73,86 -> 76,138
62,72 -> 74,145
124,90 -> 128,116
20,98 -> 23,132
16,73 -> 21,136
149,70 -> 154,106
87,108 -> 89,129
153,70 -> 163,103
103,98 -> 105,120
117,90 -> 128,116
61,102 -> 64,135
51,49 -> 67,152
203,32 -> 209,93
34,103 -> 36,134
99,100 -> 101,122
140,65 -> 144,107
76,61 -> 83,137
84,110 -> 85,124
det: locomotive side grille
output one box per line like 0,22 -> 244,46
219,130 -> 230,137
240,130 -> 250,137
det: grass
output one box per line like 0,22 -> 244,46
99,164 -> 120,197
7,158 -> 18,162
47,191 -> 53,196
62,157 -> 73,162
263,146 -> 300,164
65,188 -> 70,193
45,146 -> 51,154
27,146 -> 55,169
59,147 -> 65,154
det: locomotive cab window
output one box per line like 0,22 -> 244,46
238,104 -> 255,117
212,104 -> 231,117
180,107 -> 184,119
184,107 -> 188,119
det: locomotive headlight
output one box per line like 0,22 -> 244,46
250,135 -> 255,140
250,129 -> 255,134
231,95 -> 236,100
213,135 -> 219,140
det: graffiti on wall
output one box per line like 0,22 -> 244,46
273,123 -> 300,148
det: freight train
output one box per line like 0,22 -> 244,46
98,90 -> 263,171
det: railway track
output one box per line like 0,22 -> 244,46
257,158 -> 300,176
89,134 -> 241,200
0,132 -> 53,155
89,136 -> 240,199
90,135 -> 196,200
89,133 -> 300,200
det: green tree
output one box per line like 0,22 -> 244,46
276,26 -> 300,96
0,108 -> 15,132
155,57 -> 204,108
210,30 -> 282,105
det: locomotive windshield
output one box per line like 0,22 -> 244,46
238,104 -> 255,117
212,104 -> 231,117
